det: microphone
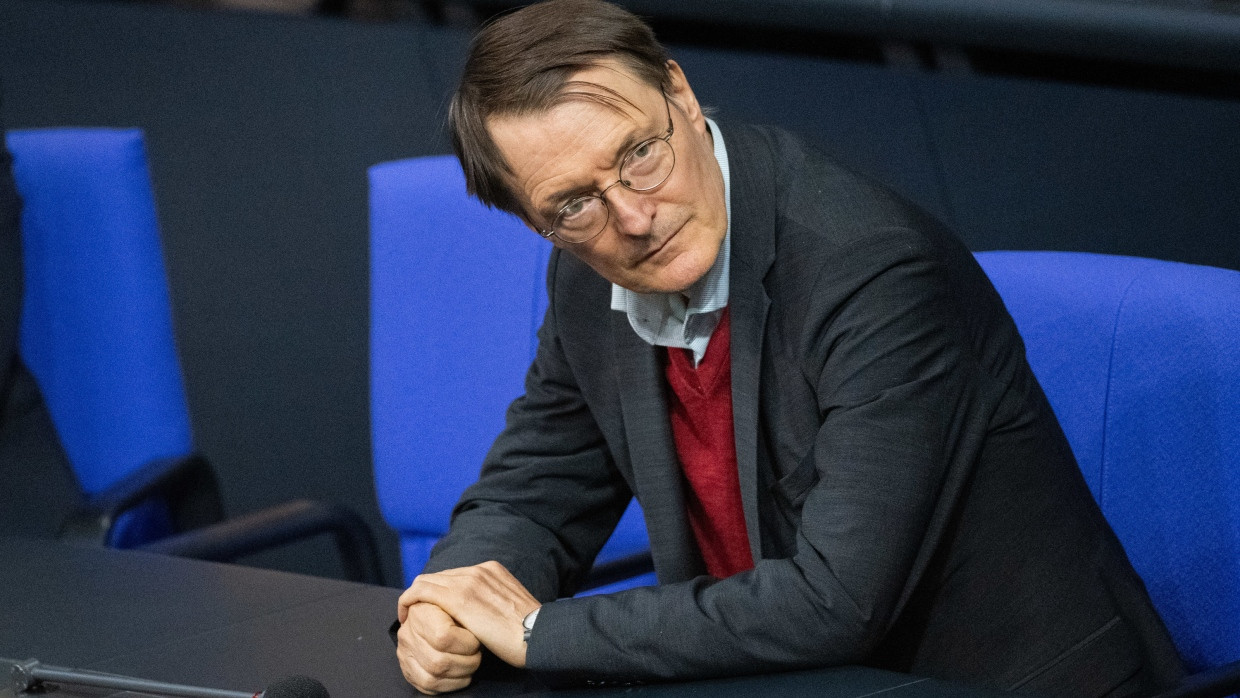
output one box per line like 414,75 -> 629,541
4,657 -> 329,697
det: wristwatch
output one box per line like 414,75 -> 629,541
522,607 -> 541,643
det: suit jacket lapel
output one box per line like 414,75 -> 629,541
725,125 -> 777,563
611,311 -> 704,582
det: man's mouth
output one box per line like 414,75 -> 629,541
637,223 -> 681,264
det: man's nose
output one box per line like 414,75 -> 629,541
604,185 -> 655,237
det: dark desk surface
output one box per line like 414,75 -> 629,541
0,537 -> 1010,698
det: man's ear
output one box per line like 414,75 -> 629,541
664,59 -> 707,135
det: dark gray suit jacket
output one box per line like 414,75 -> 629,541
426,124 -> 1183,696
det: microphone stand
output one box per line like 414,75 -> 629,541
5,657 -> 255,697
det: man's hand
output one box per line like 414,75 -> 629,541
395,601 -> 482,695
398,561 -> 541,670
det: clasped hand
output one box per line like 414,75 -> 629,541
396,561 -> 541,695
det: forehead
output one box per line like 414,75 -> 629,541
487,62 -> 665,217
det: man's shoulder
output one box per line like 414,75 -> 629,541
720,121 -> 916,212
717,121 -> 812,174
722,121 -> 944,249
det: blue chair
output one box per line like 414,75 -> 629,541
9,127 -> 382,583
976,251 -> 1240,697
369,154 -> 652,591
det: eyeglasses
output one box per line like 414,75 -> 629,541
538,94 -> 676,244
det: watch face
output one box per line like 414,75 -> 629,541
523,608 -> 540,643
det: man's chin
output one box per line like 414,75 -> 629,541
616,257 -> 714,295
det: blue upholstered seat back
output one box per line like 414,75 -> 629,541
976,251 -> 1240,672
369,155 -> 649,586
8,128 -> 193,545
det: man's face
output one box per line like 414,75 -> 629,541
488,59 -> 727,295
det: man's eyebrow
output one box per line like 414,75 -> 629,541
537,130 -> 644,217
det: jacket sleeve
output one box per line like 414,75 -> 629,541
526,228 -> 1004,683
422,249 -> 636,602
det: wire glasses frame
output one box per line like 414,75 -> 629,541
538,94 -> 676,244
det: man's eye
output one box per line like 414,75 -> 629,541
631,142 -> 652,160
560,198 -> 587,219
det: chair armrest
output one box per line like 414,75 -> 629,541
1143,660 -> 1240,698
139,499 -> 385,586
580,551 -> 655,592
58,454 -> 223,545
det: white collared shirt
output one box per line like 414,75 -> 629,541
610,118 -> 732,366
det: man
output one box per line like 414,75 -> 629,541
395,1 -> 1184,694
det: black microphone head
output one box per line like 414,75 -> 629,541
262,675 -> 330,698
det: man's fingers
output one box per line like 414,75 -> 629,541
428,623 -> 482,656
396,631 -> 481,679
397,583 -> 422,623
396,606 -> 483,694
406,562 -> 535,620
401,634 -> 481,680
397,574 -> 465,621
403,603 -> 481,655
422,646 -> 482,678
400,659 -> 475,695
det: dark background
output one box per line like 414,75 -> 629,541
2,0 -> 1238,586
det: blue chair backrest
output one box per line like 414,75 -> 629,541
8,128 -> 193,544
369,155 -> 649,587
976,250 -> 1240,673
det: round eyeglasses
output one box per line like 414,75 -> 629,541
538,94 -> 676,244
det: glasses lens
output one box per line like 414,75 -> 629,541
553,196 -> 607,243
620,138 -> 675,191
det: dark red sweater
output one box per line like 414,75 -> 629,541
664,308 -> 755,578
